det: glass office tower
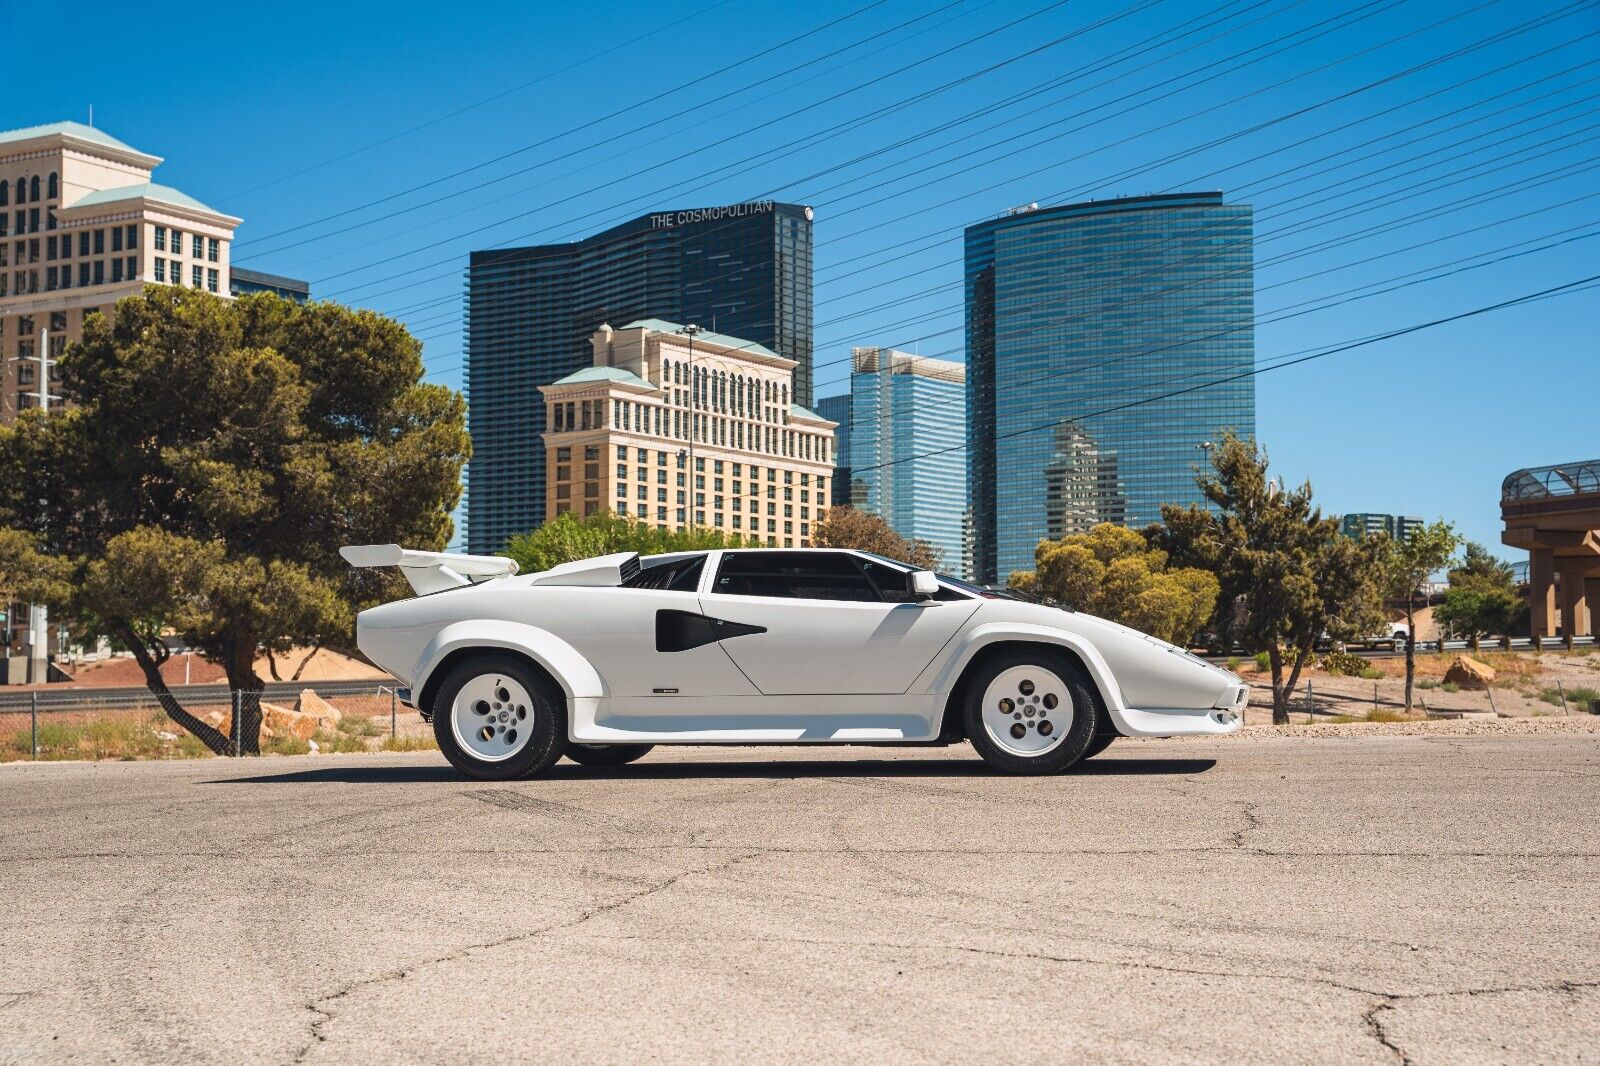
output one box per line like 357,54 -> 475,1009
815,393 -> 852,508
966,192 -> 1255,584
466,201 -> 813,552
848,348 -> 968,575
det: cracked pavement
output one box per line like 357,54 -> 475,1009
0,733 -> 1596,1063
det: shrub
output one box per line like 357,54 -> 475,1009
1227,656 -> 1242,671
1254,650 -> 1271,673
1441,681 -> 1460,693
1358,667 -> 1384,680
382,733 -> 439,752
311,729 -> 369,754
1418,678 -> 1440,690
1318,650 -> 1370,677
335,715 -> 381,738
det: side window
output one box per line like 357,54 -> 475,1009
622,555 -> 704,592
714,552 -> 880,602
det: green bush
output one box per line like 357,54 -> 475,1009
1418,678 -> 1440,690
1318,649 -> 1371,677
1358,667 -> 1384,680
1254,650 -> 1271,672
1227,656 -> 1242,671
1441,681 -> 1460,693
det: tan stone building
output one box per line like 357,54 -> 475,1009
1,121 -> 241,423
539,320 -> 836,546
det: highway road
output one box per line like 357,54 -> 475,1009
1,733 -> 1596,1063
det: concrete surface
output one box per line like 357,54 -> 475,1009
0,734 -> 1596,1064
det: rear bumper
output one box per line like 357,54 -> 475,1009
1111,705 -> 1244,738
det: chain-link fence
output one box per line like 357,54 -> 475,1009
0,681 -> 431,760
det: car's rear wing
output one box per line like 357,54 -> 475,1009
340,544 -> 519,596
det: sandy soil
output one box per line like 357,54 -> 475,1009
1235,649 -> 1600,723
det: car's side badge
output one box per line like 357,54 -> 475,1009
656,609 -> 768,653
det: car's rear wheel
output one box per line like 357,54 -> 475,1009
431,654 -> 565,781
566,743 -> 653,767
963,648 -> 1099,774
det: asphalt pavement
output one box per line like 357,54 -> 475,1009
1,733 -> 1596,1064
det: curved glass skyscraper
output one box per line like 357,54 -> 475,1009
966,192 -> 1255,584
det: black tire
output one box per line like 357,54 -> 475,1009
962,647 -> 1100,774
430,653 -> 566,781
566,743 -> 654,767
1080,732 -> 1117,760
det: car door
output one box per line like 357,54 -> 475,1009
700,551 -> 979,695
547,554 -> 757,699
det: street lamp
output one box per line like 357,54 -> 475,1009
7,327 -> 58,683
676,324 -> 703,528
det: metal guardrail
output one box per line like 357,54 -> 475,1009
1201,635 -> 1595,663
0,678 -> 397,715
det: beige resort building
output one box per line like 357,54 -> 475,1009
540,320 -> 836,546
1,121 -> 241,423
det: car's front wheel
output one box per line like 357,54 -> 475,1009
963,648 -> 1099,774
431,654 -> 565,780
566,743 -> 653,768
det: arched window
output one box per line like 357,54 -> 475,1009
0,180 -> 7,207
47,173 -> 58,199
14,177 -> 25,203
29,175 -> 40,201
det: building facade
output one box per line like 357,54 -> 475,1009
466,201 -> 813,553
846,347 -> 967,574
230,266 -> 310,302
966,192 -> 1255,583
1,122 -> 241,424
815,393 -> 851,508
539,320 -> 834,546
1340,513 -> 1423,543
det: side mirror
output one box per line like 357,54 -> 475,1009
908,570 -> 940,601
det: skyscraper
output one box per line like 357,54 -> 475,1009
466,200 -> 813,553
966,192 -> 1255,584
847,347 -> 967,574
815,393 -> 851,508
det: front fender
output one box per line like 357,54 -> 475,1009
412,620 -> 606,706
921,621 -> 1130,715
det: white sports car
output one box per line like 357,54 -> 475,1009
342,545 -> 1247,780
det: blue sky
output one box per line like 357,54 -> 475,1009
13,0 -> 1597,556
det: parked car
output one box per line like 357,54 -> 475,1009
342,545 -> 1248,780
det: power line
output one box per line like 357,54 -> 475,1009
848,273 -> 1600,477
213,0 -> 743,204
378,0 -> 1571,335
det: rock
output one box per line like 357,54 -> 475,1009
296,689 -> 342,727
262,701 -> 319,741
1443,655 -> 1495,690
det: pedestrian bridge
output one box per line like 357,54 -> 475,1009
1502,459 -> 1600,638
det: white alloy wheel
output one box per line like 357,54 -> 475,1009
451,672 -> 536,762
980,664 -> 1073,758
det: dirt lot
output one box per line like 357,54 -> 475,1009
1235,649 -> 1600,723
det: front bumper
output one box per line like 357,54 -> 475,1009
1111,705 -> 1245,737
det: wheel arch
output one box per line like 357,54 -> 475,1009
934,630 -> 1125,742
413,621 -> 604,719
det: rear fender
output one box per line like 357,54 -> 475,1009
411,620 -> 605,709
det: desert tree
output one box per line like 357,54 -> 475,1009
1374,520 -> 1460,711
1158,433 -> 1381,724
0,288 -> 469,753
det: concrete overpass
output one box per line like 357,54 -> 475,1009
1502,460 -> 1600,638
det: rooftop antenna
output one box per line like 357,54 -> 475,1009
88,104 -> 94,127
